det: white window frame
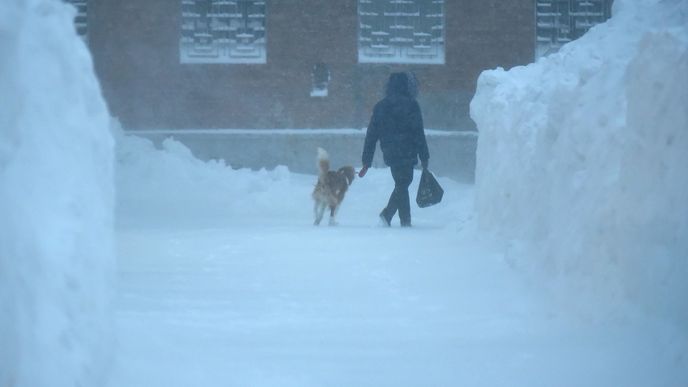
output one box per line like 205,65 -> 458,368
65,0 -> 88,37
358,0 -> 445,65
536,0 -> 612,58
180,0 -> 267,64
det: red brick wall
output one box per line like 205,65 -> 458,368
89,0 -> 534,130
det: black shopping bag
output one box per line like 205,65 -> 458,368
416,169 -> 444,208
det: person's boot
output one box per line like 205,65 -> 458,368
379,209 -> 392,227
400,220 -> 412,228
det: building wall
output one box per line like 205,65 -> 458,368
130,130 -> 478,182
89,0 -> 535,130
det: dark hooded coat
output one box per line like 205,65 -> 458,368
362,73 -> 429,168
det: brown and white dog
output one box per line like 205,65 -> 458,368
312,148 -> 355,226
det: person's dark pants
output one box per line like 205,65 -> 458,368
381,164 -> 414,226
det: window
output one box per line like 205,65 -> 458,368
65,0 -> 88,37
180,0 -> 267,64
310,63 -> 330,98
536,0 -> 612,58
358,0 -> 445,64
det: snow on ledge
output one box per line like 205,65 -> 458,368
125,128 -> 478,137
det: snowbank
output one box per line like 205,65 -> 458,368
114,122 -> 300,227
471,0 -> 688,326
0,1 -> 114,386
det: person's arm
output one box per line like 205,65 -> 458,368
360,105 -> 380,177
412,101 -> 429,169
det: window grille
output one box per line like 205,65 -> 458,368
64,0 -> 88,37
180,0 -> 267,64
536,0 -> 612,58
358,0 -> 445,64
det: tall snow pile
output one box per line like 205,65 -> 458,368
471,0 -> 688,326
0,1 -> 114,386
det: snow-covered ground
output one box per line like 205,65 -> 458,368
107,134 -> 687,387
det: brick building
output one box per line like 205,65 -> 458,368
74,0 -> 609,131
74,0 -> 531,130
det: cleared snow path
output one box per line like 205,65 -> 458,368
109,169 -> 686,387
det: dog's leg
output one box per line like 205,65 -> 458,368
328,205 -> 338,226
314,201 -> 326,226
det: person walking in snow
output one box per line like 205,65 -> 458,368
358,72 -> 430,227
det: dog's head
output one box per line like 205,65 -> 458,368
338,166 -> 356,186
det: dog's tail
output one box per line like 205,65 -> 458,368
317,147 -> 330,177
